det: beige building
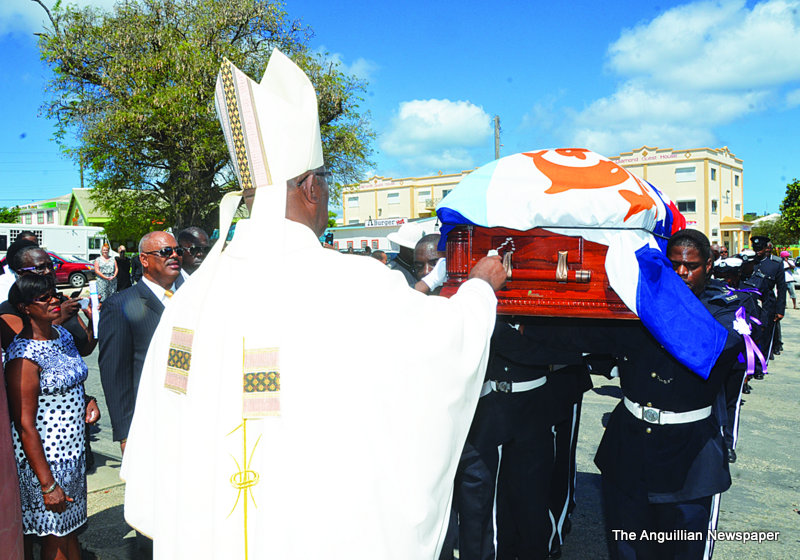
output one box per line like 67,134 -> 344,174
611,146 -> 750,252
342,171 -> 472,226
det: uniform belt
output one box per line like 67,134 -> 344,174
623,397 -> 712,425
480,376 -> 547,398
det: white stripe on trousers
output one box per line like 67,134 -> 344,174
548,403 -> 579,549
703,492 -> 722,560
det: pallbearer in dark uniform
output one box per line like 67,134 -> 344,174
444,320 -> 569,560
526,230 -> 744,559
596,230 -> 744,559
745,236 -> 785,363
712,257 -> 764,462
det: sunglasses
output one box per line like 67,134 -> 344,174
32,291 -> 60,304
18,263 -> 54,274
143,246 -> 184,258
186,245 -> 210,256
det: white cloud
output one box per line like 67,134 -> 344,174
787,88 -> 800,107
380,99 -> 492,172
609,0 -> 800,90
0,0 -> 117,33
565,0 -> 800,155
314,47 -> 378,81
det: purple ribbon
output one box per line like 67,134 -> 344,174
733,306 -> 767,376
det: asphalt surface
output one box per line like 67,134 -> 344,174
75,308 -> 800,559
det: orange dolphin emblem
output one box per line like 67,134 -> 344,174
522,149 -> 655,221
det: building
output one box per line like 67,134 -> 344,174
16,194 -> 71,226
63,188 -> 112,228
611,146 -> 750,252
341,171 -> 472,226
327,217 -> 439,253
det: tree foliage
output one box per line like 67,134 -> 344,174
34,0 -> 373,233
779,178 -> 800,242
0,206 -> 21,223
751,216 -> 797,247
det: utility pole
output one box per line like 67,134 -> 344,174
494,115 -> 501,160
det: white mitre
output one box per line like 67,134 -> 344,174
215,48 -> 324,230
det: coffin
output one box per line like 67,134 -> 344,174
439,225 -> 636,319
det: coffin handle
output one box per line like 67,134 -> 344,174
556,251 -> 569,282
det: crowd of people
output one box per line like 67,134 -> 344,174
0,48 -> 795,560
0,227 -> 210,560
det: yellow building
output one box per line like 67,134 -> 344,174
611,146 -> 750,252
342,171 -> 472,226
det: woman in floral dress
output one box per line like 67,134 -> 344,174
93,244 -> 117,302
5,274 -> 100,560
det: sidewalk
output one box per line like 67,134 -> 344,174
80,310 -> 800,559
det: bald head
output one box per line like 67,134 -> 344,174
285,166 -> 330,238
139,231 -> 181,288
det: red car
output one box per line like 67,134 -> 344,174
49,252 -> 96,288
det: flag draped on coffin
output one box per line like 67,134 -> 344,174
437,148 -> 728,380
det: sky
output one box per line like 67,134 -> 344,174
1,0 -> 799,215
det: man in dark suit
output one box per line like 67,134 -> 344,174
99,231 -> 183,455
745,235 -> 786,364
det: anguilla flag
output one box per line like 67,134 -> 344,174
437,148 -> 727,379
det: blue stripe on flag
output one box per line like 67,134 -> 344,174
635,245 -> 728,379
436,208 -> 477,250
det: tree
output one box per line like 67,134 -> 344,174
750,216 -> 797,247
0,206 -> 21,223
779,178 -> 800,241
33,0 -> 373,233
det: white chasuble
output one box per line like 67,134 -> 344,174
121,219 -> 497,559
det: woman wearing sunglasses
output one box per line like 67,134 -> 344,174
5,274 -> 100,560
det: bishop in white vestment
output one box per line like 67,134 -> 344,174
121,50 -> 504,560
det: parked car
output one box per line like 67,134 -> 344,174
49,252 -> 96,288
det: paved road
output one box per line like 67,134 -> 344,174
78,309 -> 800,559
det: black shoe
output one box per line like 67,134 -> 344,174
742,383 -> 751,394
754,373 -> 764,380
728,448 -> 737,463
549,541 -> 562,559
563,518 -> 572,536
774,350 -> 781,356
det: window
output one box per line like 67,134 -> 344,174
346,241 -> 353,249
710,168 -> 716,181
442,189 -> 452,197
37,212 -> 44,225
348,219 -> 359,225
371,239 -> 379,250
712,228 -> 719,236
387,192 -> 400,204
333,241 -> 339,249
734,175 -> 740,186
46,210 -> 55,224
361,240 -> 368,248
711,200 -> 718,214
347,197 -> 359,208
675,166 -> 696,182
417,190 -> 430,202
735,203 -> 741,218
677,200 -> 696,213
24,214 -> 31,224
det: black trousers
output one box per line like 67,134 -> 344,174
602,478 -> 718,560
443,388 -> 554,560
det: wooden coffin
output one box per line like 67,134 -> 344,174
439,225 -> 637,319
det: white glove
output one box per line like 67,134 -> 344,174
422,258 -> 447,291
